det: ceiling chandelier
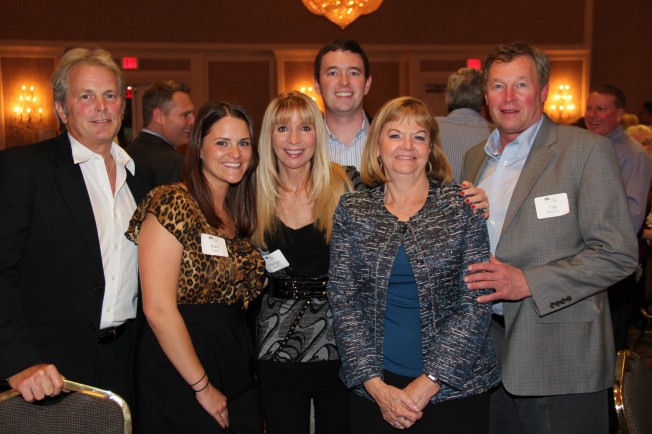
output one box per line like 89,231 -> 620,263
301,0 -> 384,29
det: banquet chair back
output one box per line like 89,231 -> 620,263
0,379 -> 131,434
614,350 -> 652,434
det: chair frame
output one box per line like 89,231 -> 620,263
0,379 -> 132,434
613,349 -> 652,434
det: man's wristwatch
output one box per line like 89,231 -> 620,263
427,373 -> 440,384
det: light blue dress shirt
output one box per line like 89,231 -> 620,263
477,117 -> 544,314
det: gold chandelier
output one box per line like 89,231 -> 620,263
301,0 -> 384,29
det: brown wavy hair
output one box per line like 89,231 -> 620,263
182,100 -> 258,237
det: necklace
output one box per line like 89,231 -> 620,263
107,158 -> 116,178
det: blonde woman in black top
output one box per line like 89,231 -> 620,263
253,91 -> 358,434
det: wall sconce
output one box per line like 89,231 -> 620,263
301,0 -> 383,29
548,84 -> 575,123
13,85 -> 43,129
298,85 -> 324,112
299,85 -> 318,102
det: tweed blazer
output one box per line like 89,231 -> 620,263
328,179 -> 501,403
462,115 -> 638,396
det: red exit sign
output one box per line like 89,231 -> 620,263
122,57 -> 139,70
467,58 -> 481,70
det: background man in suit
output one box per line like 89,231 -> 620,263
314,38 -> 372,170
127,80 -> 195,186
0,46 -> 151,407
586,84 -> 652,353
436,67 -> 493,184
462,41 -> 637,434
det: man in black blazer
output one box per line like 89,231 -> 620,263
0,46 -> 152,407
127,80 -> 195,186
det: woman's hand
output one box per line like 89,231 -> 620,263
364,377 -> 423,430
195,383 -> 230,429
460,181 -> 490,219
403,375 -> 441,411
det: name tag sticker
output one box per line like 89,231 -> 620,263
263,249 -> 290,273
201,234 -> 228,257
534,193 -> 569,219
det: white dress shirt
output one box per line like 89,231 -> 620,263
70,135 -> 138,329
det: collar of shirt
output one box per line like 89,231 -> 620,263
606,125 -> 626,144
141,128 -> 176,149
69,134 -> 136,175
483,116 -> 544,162
325,114 -> 370,145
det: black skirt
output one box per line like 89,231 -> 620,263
135,302 -> 263,434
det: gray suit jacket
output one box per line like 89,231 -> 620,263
462,115 -> 638,396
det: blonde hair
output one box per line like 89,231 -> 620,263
361,96 -> 453,186
622,113 -> 640,129
253,91 -> 352,247
52,46 -> 126,123
627,124 -> 652,148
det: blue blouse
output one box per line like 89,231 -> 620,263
384,244 -> 423,377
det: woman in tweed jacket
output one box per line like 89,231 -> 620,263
328,97 -> 500,433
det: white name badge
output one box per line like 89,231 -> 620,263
201,234 -> 229,257
534,193 -> 570,219
263,249 -> 290,273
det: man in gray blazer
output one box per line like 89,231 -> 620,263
462,42 -> 637,434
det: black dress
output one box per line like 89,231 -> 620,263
126,184 -> 264,434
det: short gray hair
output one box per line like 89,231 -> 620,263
445,67 -> 485,113
52,46 -> 126,122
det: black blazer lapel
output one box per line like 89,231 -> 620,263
126,167 -> 150,204
51,134 -> 104,270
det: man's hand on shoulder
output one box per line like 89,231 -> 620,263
8,364 -> 65,402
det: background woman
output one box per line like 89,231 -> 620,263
328,96 -> 500,433
253,91 -> 359,434
126,101 -> 264,433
